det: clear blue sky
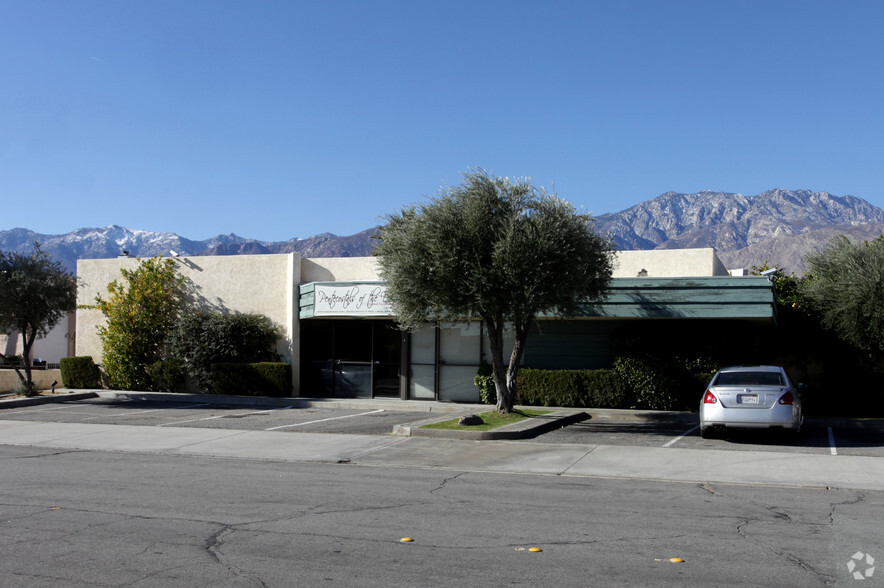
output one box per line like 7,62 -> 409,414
2,1 -> 883,242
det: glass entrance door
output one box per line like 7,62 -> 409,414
372,322 -> 402,398
333,321 -> 373,398
300,320 -> 402,398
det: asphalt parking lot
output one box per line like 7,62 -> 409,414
526,417 -> 884,458
1,396 -> 882,458
0,398 -> 416,436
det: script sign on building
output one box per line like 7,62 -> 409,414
313,283 -> 394,317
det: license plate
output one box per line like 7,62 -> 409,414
738,394 -> 758,404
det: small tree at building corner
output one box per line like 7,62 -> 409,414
374,168 -> 615,413
87,257 -> 185,390
0,243 -> 78,395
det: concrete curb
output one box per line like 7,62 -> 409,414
583,408 -> 698,423
0,391 -> 99,408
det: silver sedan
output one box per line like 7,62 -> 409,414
700,365 -> 804,439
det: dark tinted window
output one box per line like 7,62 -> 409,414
715,371 -> 783,386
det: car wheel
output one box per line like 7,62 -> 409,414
700,426 -> 715,439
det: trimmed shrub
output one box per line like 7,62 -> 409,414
145,359 -> 186,392
610,323 -> 737,411
612,356 -> 680,411
209,362 -> 292,397
168,312 -> 282,392
60,356 -> 102,389
474,360 -> 496,405
516,368 -> 630,408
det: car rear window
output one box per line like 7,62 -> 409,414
714,371 -> 784,386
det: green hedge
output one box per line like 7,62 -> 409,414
209,362 -> 292,397
608,323 -> 733,411
168,312 -> 282,392
145,359 -> 186,393
59,356 -> 102,389
516,368 -> 630,409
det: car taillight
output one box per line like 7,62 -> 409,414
778,391 -> 795,405
703,390 -> 717,404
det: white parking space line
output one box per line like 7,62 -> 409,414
828,426 -> 838,456
78,403 -> 210,421
156,406 -> 295,426
662,425 -> 699,448
265,409 -> 385,431
1,405 -> 82,415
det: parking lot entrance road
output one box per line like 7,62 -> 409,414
1,390 -> 884,491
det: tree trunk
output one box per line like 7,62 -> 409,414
485,318 -> 512,413
503,322 -> 529,413
489,319 -> 531,414
20,324 -> 36,396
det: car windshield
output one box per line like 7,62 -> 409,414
715,371 -> 784,386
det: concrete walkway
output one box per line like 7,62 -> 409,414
1,390 -> 883,492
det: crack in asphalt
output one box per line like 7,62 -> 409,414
734,518 -> 835,584
698,482 -> 720,495
0,498 -> 291,587
700,482 -> 847,585
120,561 -> 193,587
293,500 -> 424,520
1,569 -> 113,587
765,504 -> 793,522
202,524 -> 269,587
730,494 -> 859,586
430,472 -> 465,493
0,449 -> 91,459
828,492 -> 865,525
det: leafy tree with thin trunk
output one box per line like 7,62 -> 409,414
802,234 -> 884,362
374,169 -> 614,413
0,243 -> 77,395
87,257 -> 185,390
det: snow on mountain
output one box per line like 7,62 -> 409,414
2,190 -> 883,275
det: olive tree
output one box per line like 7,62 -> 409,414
374,169 -> 614,413
88,257 -> 185,390
802,235 -> 884,358
0,244 -> 77,395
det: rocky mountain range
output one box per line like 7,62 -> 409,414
0,225 -> 382,273
3,189 -> 883,275
594,189 -> 884,273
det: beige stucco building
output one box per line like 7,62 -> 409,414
76,247 -> 773,401
612,248 -> 729,277
2,314 -> 76,365
76,253 -> 385,393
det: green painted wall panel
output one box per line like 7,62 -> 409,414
525,320 -> 622,369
